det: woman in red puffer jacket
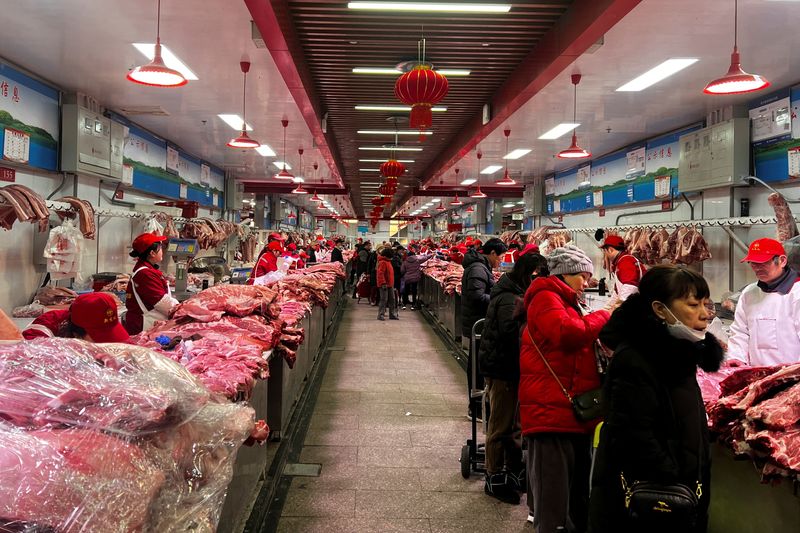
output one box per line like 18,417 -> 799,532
519,245 -> 609,533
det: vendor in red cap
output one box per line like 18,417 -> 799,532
728,238 -> 800,367
23,292 -> 130,342
600,234 -> 645,302
449,246 -> 464,265
125,232 -> 178,335
285,242 -> 302,270
248,240 -> 284,284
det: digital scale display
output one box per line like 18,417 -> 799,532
166,239 -> 198,255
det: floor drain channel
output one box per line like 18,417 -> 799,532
283,463 -> 322,477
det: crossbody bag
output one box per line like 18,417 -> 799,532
524,327 -> 603,422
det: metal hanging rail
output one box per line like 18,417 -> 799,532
546,215 -> 797,235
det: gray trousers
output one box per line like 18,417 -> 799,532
526,433 -> 592,533
378,286 -> 397,318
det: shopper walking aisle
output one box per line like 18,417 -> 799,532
274,301 -> 530,532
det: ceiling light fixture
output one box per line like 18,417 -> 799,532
449,169 -> 464,205
358,130 -> 433,135
431,198 -> 441,202
436,201 -> 446,211
274,119 -> 295,179
359,168 -> 382,172
481,165 -> 503,175
704,0 -> 769,94
226,62 -> 260,148
360,159 -> 415,163
538,123 -> 580,140
358,146 -> 423,151
132,43 -> 198,82
352,67 -> 470,76
217,114 -> 252,132
355,105 -> 447,112
466,204 -> 474,213
496,128 -> 517,186
503,203 -> 515,208
503,148 -> 532,160
460,178 -> 477,186
254,144 -> 276,157
127,1 -> 188,87
617,58 -> 699,92
347,2 -> 511,13
558,74 -> 591,159
272,161 -> 292,170
292,148 -> 308,194
471,151 -> 488,198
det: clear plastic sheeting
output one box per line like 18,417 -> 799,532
0,339 -> 255,532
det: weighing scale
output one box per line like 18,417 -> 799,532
164,238 -> 199,301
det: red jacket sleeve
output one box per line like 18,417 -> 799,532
253,253 -> 278,277
22,309 -> 70,339
131,267 -> 170,309
527,291 -> 610,352
616,255 -> 643,286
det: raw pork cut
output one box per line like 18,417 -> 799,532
745,426 -> 800,473
746,381 -> 800,430
768,192 -> 798,242
173,284 -> 279,322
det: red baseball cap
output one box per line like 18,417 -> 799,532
741,238 -> 786,263
268,232 -> 284,242
600,235 -> 625,249
520,243 -> 540,256
131,233 -> 167,254
316,235 -> 325,241
287,243 -> 297,251
267,241 -> 284,252
70,293 -> 129,343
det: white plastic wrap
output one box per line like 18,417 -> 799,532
42,219 -> 84,281
0,339 -> 255,532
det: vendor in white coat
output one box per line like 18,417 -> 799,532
727,238 -> 800,366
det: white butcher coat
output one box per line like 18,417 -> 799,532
727,280 -> 800,366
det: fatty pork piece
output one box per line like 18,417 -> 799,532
746,380 -> 800,430
0,424 -> 165,533
172,284 -> 280,322
0,338 -> 208,435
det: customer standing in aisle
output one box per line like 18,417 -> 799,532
352,241 -> 371,297
124,233 -> 180,335
330,238 -> 345,264
376,247 -> 398,320
520,245 -> 610,533
367,243 -> 380,305
460,238 -> 508,339
589,265 -> 721,533
392,245 -> 404,303
401,246 -> 431,309
479,253 -> 549,505
727,238 -> 800,366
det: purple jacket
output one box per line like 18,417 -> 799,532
401,254 -> 431,283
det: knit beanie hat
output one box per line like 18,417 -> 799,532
547,244 -> 594,276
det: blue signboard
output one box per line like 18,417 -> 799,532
0,63 -> 59,171
750,85 -> 800,183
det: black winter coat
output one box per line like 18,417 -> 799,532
460,249 -> 494,336
330,247 -> 343,264
477,273 -> 525,381
588,296 -> 724,533
391,255 -> 403,290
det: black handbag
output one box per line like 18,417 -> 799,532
525,327 -> 603,422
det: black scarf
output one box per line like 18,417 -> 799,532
757,267 -> 799,295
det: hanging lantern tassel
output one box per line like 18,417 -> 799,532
395,66 -> 449,140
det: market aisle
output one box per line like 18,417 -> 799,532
274,299 -> 530,532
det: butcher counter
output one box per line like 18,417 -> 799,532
217,278 -> 346,533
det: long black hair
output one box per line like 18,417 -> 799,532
508,253 -> 548,291
129,243 -> 161,260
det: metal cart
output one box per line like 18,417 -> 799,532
460,318 -> 488,478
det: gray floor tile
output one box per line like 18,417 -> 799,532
277,517 -> 432,533
281,484 -> 355,517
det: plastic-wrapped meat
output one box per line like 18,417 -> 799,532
42,220 -> 84,280
768,192 -> 798,242
34,286 -> 78,306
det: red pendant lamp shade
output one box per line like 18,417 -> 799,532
466,205 -> 475,213
127,1 -> 187,87
450,194 -> 463,206
470,187 -> 487,198
558,74 -> 591,160
703,1 -> 768,95
227,61 -> 260,149
292,148 -> 307,193
275,120 -> 294,179
435,201 -> 445,211
394,63 -> 449,140
497,129 -> 517,185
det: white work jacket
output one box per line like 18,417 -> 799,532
727,280 -> 800,366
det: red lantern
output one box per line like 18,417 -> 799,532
394,65 -> 449,140
385,176 -> 398,188
380,159 -> 406,178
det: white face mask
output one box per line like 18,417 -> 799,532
658,303 -> 707,342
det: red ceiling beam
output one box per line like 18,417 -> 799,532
244,0 -> 346,188
419,0 -> 642,187
410,187 -> 523,198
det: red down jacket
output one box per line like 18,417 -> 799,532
519,276 -> 610,436
376,255 -> 394,287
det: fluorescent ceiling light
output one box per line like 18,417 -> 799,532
517,201 -> 525,205
254,144 -> 276,157
352,67 -> 470,76
361,182 -> 382,185
503,149 -> 532,160
293,177 -> 305,183
359,146 -> 423,152
460,178 -> 477,186
347,2 -> 511,14
503,203 -> 515,208
272,161 -> 292,170
359,168 -> 381,172
132,43 -> 198,80
431,198 -> 441,202
616,58 -> 699,92
358,130 -> 433,135
359,159 -> 415,163
356,105 -> 447,112
217,114 -> 253,131
481,165 -> 503,174
538,123 -> 580,140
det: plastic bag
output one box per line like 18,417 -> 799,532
253,269 -> 287,286
42,219 -> 84,281
0,339 -> 255,532
12,300 -> 47,318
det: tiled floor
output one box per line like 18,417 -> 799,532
274,299 -> 531,532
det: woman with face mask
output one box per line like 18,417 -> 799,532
589,264 -> 723,533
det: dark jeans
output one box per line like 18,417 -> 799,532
402,281 -> 419,305
527,433 -> 592,533
485,377 -> 522,475
378,286 -> 397,318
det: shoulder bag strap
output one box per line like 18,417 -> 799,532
525,327 -> 573,403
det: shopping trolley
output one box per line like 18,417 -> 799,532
460,318 -> 488,478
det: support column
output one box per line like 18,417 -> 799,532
254,194 -> 267,230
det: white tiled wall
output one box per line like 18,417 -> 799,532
550,181 -> 800,301
1,169 -> 227,313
